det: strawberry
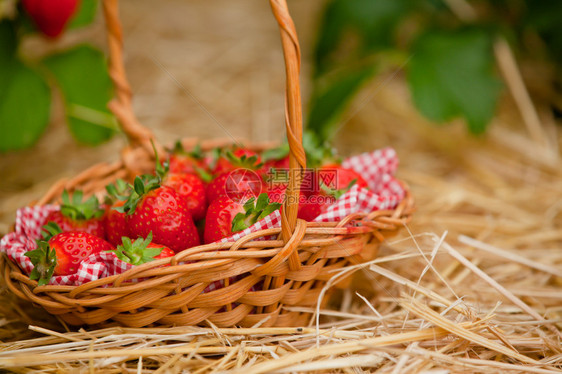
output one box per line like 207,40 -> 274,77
259,143 -> 290,179
22,0 -> 79,38
103,179 -> 131,247
110,232 -> 174,265
104,200 -> 128,246
265,184 -> 324,222
45,189 -> 105,237
211,148 -> 261,176
265,184 -> 287,204
163,172 -> 207,221
318,164 -> 368,190
206,168 -> 264,204
119,174 -> 200,253
204,193 -> 281,244
153,145 -> 208,221
167,142 -> 211,179
25,223 -> 113,285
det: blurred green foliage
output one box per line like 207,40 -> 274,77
308,0 -> 562,142
0,0 -> 116,152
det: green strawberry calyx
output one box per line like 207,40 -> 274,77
114,174 -> 161,215
231,193 -> 281,233
25,241 -> 57,286
105,179 -> 131,205
193,165 -> 213,183
170,141 -> 205,160
60,189 -> 104,221
25,222 -> 64,285
40,221 -> 63,241
225,150 -> 263,170
110,232 -> 164,265
320,178 -> 357,200
115,142 -> 164,215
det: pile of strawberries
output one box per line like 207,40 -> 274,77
26,142 -> 367,286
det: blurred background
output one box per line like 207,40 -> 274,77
1,0 -> 561,239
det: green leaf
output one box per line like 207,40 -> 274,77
42,44 -> 116,145
407,29 -> 502,133
0,20 -> 17,68
307,64 -> 376,143
0,59 -> 51,151
524,0 -> 562,61
313,0 -> 411,76
68,0 -> 99,29
262,143 -> 290,162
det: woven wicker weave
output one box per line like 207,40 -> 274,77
1,0 -> 415,328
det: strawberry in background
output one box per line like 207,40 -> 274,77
167,142 -> 210,178
45,189 -> 105,237
22,0 -> 79,38
211,148 -> 261,176
259,143 -> 290,179
163,172 -> 207,221
104,179 -> 131,247
206,168 -> 264,204
206,148 -> 264,204
154,146 -> 208,221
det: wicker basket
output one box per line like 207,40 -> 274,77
0,0 -> 415,328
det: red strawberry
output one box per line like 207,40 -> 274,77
206,168 -> 264,204
212,148 -> 261,176
167,142 -> 210,177
266,184 -> 287,204
163,172 -> 207,221
204,193 -> 281,244
120,175 -> 200,253
318,164 -> 368,190
45,189 -> 105,237
110,232 -> 174,265
22,0 -> 79,38
25,224 -> 113,285
104,200 -> 128,246
297,195 -> 329,221
265,184 -> 325,222
103,179 -> 131,247
259,143 -> 291,179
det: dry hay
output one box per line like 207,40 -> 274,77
0,76 -> 561,371
0,0 -> 561,372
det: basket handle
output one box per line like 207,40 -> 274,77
102,0 -> 155,152
102,0 -> 307,245
269,0 -> 307,246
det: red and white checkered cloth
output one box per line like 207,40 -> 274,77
0,147 -> 404,286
